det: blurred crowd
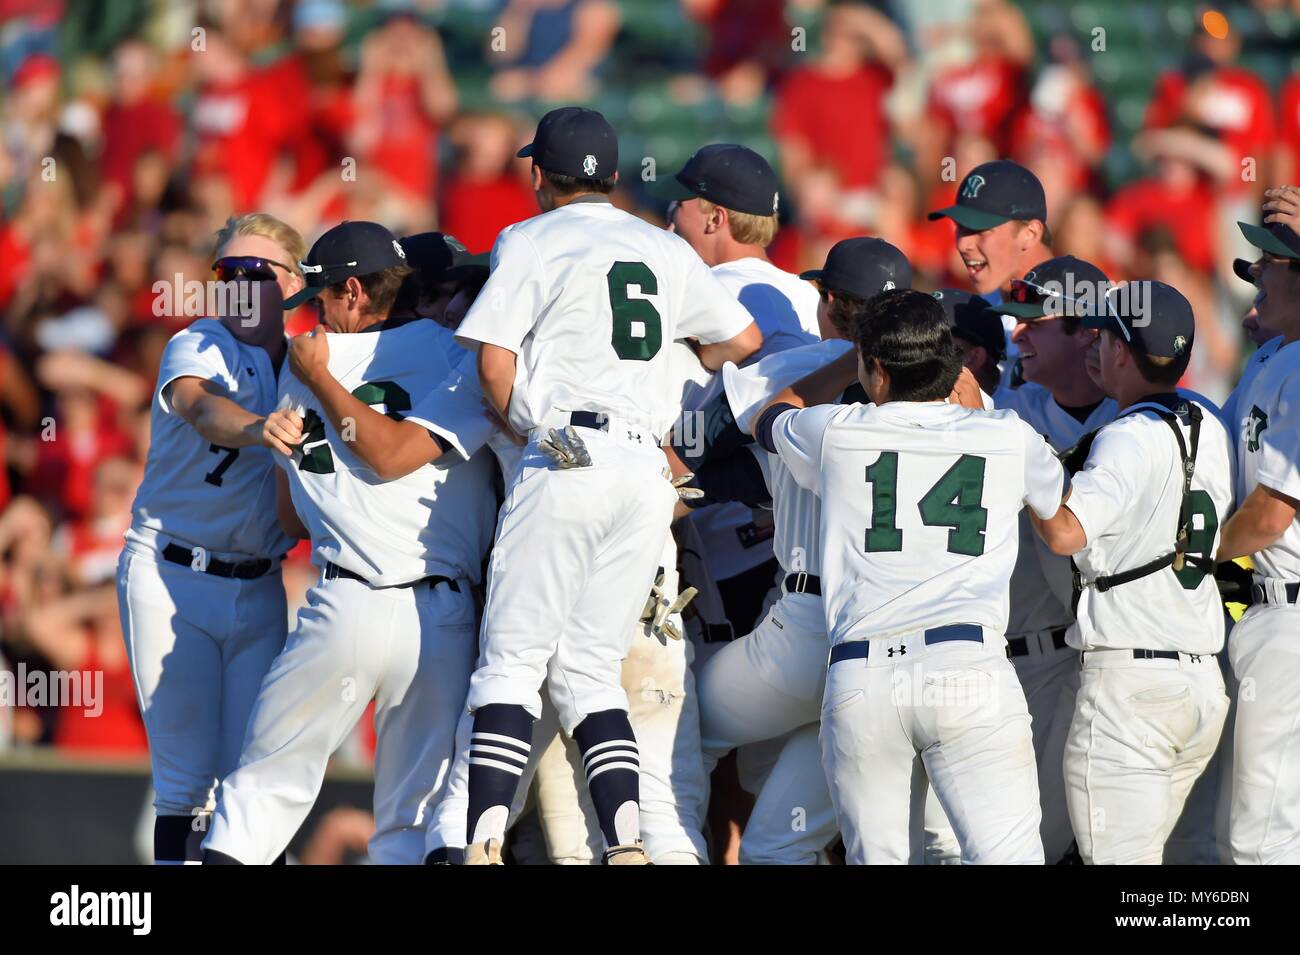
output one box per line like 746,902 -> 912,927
1,0 -> 1299,758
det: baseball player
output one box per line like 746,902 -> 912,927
659,143 -> 820,643
752,289 -> 1062,864
116,213 -> 305,863
937,289 -> 1005,395
681,239 -> 912,864
200,221 -> 497,865
453,107 -> 761,864
994,255 -> 1118,863
1219,218 -> 1300,864
1031,281 -> 1235,865
929,160 -> 1054,383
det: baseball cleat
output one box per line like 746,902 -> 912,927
602,842 -> 652,865
463,839 -> 504,865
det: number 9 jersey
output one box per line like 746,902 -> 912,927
127,318 -> 294,560
455,199 -> 754,439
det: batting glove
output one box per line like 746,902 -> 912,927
671,472 -> 705,502
538,425 -> 593,469
640,570 -> 698,641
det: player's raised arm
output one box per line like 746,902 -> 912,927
285,325 -> 447,479
1218,483 -> 1299,561
167,375 -> 273,449
695,321 -> 763,370
749,349 -> 860,439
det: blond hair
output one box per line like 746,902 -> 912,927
697,199 -> 779,248
212,214 -> 307,275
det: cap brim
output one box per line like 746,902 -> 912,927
1232,258 -> 1255,284
516,143 -> 535,158
1238,222 -> 1300,257
283,286 -> 325,310
798,269 -> 824,282
1078,312 -> 1122,333
646,175 -> 700,203
445,253 -> 490,279
927,205 -> 1013,231
998,300 -> 1050,319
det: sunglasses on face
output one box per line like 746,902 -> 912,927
212,256 -> 294,283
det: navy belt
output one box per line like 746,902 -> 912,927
701,622 -> 736,643
1252,581 -> 1300,606
783,572 -> 821,596
567,410 -> 607,431
1006,627 -> 1070,658
162,543 -> 279,579
829,624 -> 984,666
324,562 -> 460,592
1132,649 -> 1180,661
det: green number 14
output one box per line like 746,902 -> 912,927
865,452 -> 989,557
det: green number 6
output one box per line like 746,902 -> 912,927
607,261 -> 663,361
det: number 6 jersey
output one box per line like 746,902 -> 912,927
454,197 -> 754,440
772,401 -> 1065,646
277,317 -> 496,587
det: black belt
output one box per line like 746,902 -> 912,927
324,562 -> 460,592
829,624 -> 983,666
162,543 -> 279,579
1252,581 -> 1300,606
1006,627 -> 1070,658
783,572 -> 821,596
701,622 -> 736,643
567,410 -> 608,431
1132,649 -> 1180,661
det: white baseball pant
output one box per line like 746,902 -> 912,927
1229,600 -> 1300,864
1165,643 -> 1235,864
1008,634 -> 1080,862
204,571 -> 477,864
468,432 -> 678,733
821,629 -> 1043,865
1064,649 -> 1228,865
117,541 -> 286,821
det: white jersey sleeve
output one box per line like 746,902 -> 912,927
403,349 -> 495,462
156,322 -> 238,413
454,226 -> 550,355
1021,422 -> 1065,520
1063,425 -> 1146,545
771,403 -> 843,495
1255,368 -> 1300,504
676,245 -> 757,346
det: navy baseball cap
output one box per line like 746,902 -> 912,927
1083,280 -> 1194,360
651,144 -> 782,217
1002,255 -> 1111,319
517,106 -> 617,180
399,232 -> 488,283
800,237 -> 911,300
928,160 -> 1048,232
284,221 -> 408,309
933,288 -> 1005,360
1238,220 -> 1300,259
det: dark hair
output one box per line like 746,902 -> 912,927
542,169 -> 616,196
821,285 -> 868,338
853,289 -> 964,402
1129,344 -> 1190,388
328,264 -> 412,317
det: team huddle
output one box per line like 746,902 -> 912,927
116,105 -> 1300,865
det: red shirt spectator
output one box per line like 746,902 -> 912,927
53,639 -> 148,756
30,395 -> 134,521
1278,74 -> 1300,184
1105,170 -> 1217,275
928,57 -> 1028,157
361,73 -> 442,201
100,98 -> 181,216
772,63 -> 893,190
1010,70 -> 1110,195
1145,66 -> 1272,193
439,174 -> 538,254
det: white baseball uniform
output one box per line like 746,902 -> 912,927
203,317 -> 496,865
1062,396 -> 1234,865
993,382 -> 1117,861
117,318 -> 292,845
1227,338 -> 1300,864
770,399 -> 1062,864
454,197 -> 753,734
688,258 -> 821,614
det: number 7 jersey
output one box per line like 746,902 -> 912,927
454,198 -> 754,440
772,401 -> 1065,646
277,318 -> 496,587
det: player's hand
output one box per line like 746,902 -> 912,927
640,570 -> 698,641
537,426 -> 592,469
671,472 -> 705,502
289,326 -> 330,388
948,367 -> 983,410
263,407 -> 305,456
1263,185 -> 1300,231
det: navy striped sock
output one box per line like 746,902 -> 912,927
573,710 -> 641,849
466,704 -> 533,845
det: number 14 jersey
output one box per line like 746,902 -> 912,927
772,401 -> 1065,647
454,198 -> 754,441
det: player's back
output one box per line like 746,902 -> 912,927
465,200 -> 744,440
809,402 -> 1060,644
128,318 -> 293,560
279,318 -> 496,587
